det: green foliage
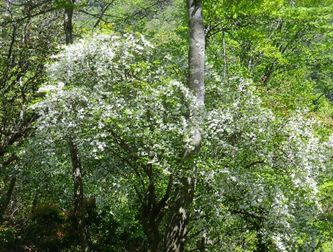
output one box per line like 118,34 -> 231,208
53,0 -> 77,10
316,180 -> 333,251
0,221 -> 18,251
25,203 -> 66,252
0,0 -> 63,229
1,0 -> 333,251
204,0 -> 333,117
89,205 -> 144,252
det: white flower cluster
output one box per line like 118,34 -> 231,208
47,33 -> 161,88
30,32 -> 198,191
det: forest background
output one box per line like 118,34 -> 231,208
1,0 -> 333,251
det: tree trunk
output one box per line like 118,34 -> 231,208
64,0 -> 75,45
64,5 -> 90,251
68,138 -> 91,252
187,0 -> 205,105
163,1 -> 205,251
0,177 -> 16,221
163,177 -> 195,252
142,169 -> 173,252
142,167 -> 162,252
221,25 -> 227,78
5,0 -> 11,15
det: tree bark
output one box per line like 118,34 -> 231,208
0,177 -> 16,221
163,177 -> 195,252
163,1 -> 205,251
64,0 -> 75,45
5,0 -> 11,15
68,138 -> 91,252
187,0 -> 205,105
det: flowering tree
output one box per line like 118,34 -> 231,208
198,78 -> 329,251
30,33 -> 197,251
27,29 -> 333,252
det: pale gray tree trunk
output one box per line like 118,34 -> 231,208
163,1 -> 205,251
187,0 -> 205,105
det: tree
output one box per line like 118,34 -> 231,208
163,1 -> 205,251
29,33 -> 196,251
0,0 -> 62,221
